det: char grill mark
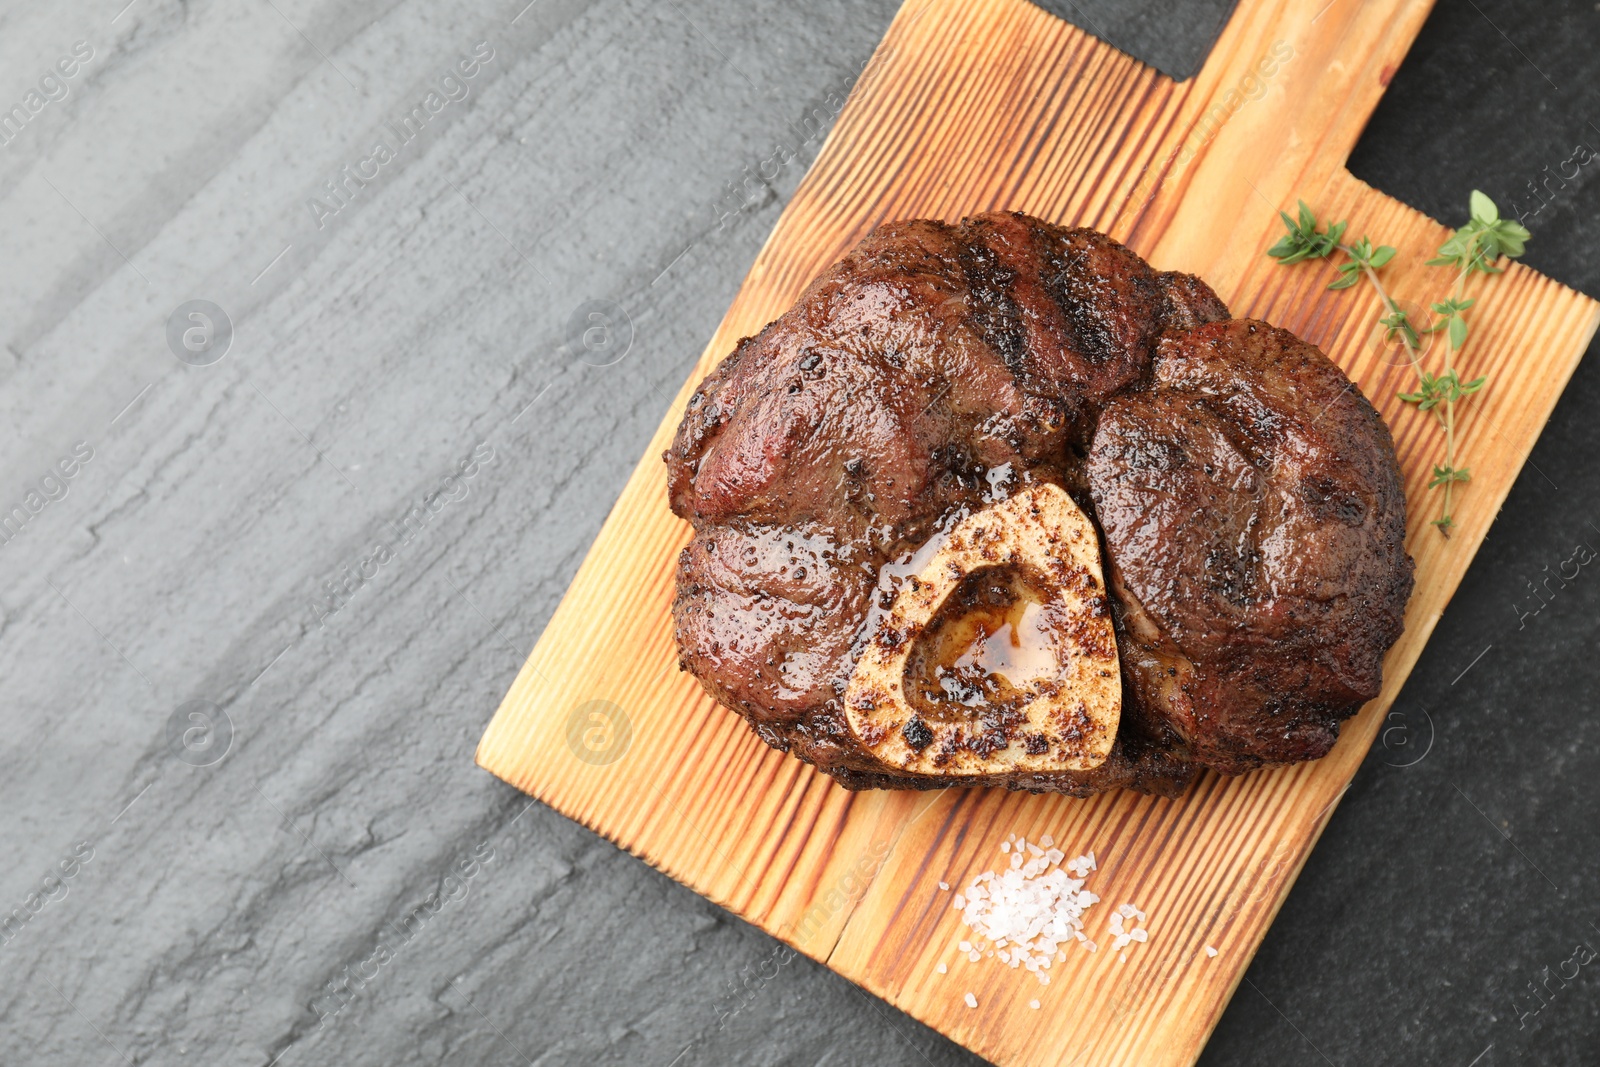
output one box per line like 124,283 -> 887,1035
957,232 -> 1027,371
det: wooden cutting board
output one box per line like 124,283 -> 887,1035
477,0 -> 1599,1063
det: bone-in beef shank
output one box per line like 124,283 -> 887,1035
665,211 -> 1413,795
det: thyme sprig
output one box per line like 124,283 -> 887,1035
1266,191 -> 1529,536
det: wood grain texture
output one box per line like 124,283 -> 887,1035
476,0 -> 1599,1063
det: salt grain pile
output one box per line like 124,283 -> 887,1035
950,833 -> 1103,984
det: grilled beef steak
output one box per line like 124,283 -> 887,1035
665,211 -> 1413,795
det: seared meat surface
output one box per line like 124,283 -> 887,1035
665,211 -> 1412,795
1087,320 -> 1414,773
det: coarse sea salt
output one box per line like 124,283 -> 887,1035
950,836 -> 1104,975
1108,903 -> 1150,952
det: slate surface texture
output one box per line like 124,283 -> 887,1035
0,0 -> 1595,1065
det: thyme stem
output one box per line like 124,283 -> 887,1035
1269,194 -> 1524,538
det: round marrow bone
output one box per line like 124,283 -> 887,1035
843,483 -> 1122,776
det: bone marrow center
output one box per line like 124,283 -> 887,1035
844,483 -> 1122,775
904,565 -> 1059,721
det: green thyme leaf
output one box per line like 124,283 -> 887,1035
1469,189 -> 1497,224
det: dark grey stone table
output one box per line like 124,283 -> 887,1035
3,1 -> 1595,1064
